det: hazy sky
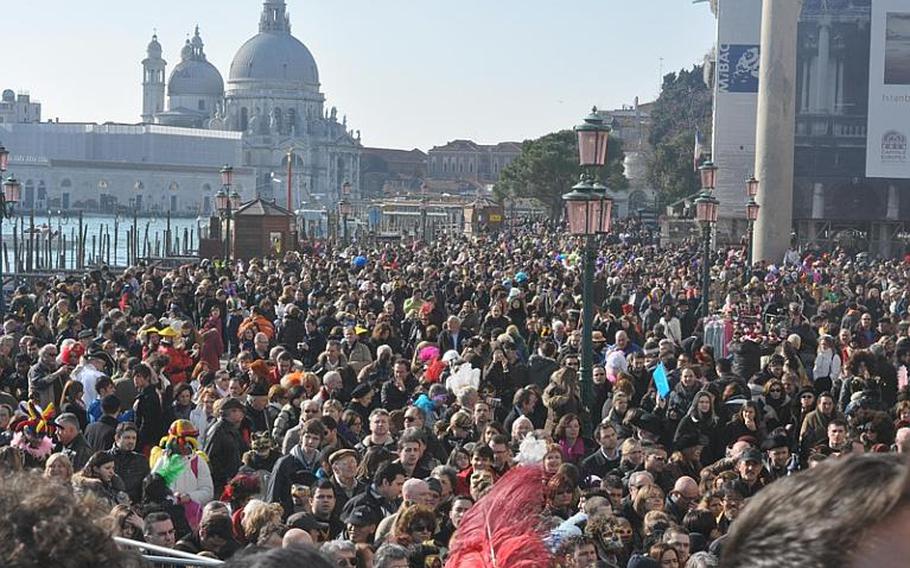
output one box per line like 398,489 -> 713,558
4,1 -> 715,150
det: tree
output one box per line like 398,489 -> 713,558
646,65 -> 713,202
493,130 -> 627,218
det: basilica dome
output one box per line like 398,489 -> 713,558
229,32 -> 319,87
228,0 -> 319,88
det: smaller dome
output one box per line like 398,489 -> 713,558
168,60 -> 224,97
168,27 -> 224,97
1,89 -> 14,102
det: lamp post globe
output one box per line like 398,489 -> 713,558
746,175 -> 759,198
574,107 -> 610,168
215,187 -> 229,213
746,198 -> 760,222
220,165 -> 234,188
695,192 -> 719,225
699,159 -> 718,191
2,175 -> 21,208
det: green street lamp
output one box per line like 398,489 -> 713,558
216,165 -> 237,262
0,174 -> 20,316
745,195 -> 760,284
695,182 -> 719,320
339,199 -> 352,245
564,107 -> 613,409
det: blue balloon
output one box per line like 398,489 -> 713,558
353,256 -> 368,268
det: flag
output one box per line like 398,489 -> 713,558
653,362 -> 671,398
694,127 -> 706,172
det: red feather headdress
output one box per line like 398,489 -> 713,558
446,464 -> 555,568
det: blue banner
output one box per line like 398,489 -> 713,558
653,362 -> 671,398
717,44 -> 760,93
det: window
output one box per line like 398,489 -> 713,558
198,99 -> 206,111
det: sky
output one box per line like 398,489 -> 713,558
3,1 -> 716,151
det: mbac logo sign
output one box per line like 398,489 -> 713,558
717,44 -> 760,93
881,130 -> 908,163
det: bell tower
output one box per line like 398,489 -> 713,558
142,32 -> 167,123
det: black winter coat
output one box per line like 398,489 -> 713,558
204,419 -> 248,495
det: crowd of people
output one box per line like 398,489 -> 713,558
0,218 -> 908,568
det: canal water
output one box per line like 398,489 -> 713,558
1,212 -> 203,270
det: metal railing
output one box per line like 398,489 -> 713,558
114,537 -> 224,567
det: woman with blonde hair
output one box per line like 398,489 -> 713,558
241,499 -> 284,545
44,452 -> 74,484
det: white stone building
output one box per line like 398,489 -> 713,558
143,0 -> 361,207
0,0 -> 359,216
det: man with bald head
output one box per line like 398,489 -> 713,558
665,476 -> 701,523
283,528 -> 314,549
374,478 -> 429,544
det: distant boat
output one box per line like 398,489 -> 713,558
23,224 -> 58,238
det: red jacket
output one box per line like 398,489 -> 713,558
158,344 -> 195,385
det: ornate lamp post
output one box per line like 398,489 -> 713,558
563,107 -> 612,404
420,195 -> 429,242
0,170 -> 21,317
216,165 -> 237,262
695,159 -> 719,320
745,197 -> 760,283
339,199 -> 352,245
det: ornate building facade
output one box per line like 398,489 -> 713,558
142,0 -> 361,206
0,0 -> 357,216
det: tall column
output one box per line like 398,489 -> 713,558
814,19 -> 830,112
753,0 -> 804,264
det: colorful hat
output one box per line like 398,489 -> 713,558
156,419 -> 201,462
157,326 -> 179,338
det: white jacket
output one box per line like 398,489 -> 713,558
152,452 -> 214,506
73,364 -> 106,407
813,349 -> 841,381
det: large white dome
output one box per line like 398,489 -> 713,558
229,32 -> 319,87
228,0 -> 319,88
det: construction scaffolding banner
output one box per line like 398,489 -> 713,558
867,0 -> 910,178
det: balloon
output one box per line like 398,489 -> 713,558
352,256 -> 368,268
